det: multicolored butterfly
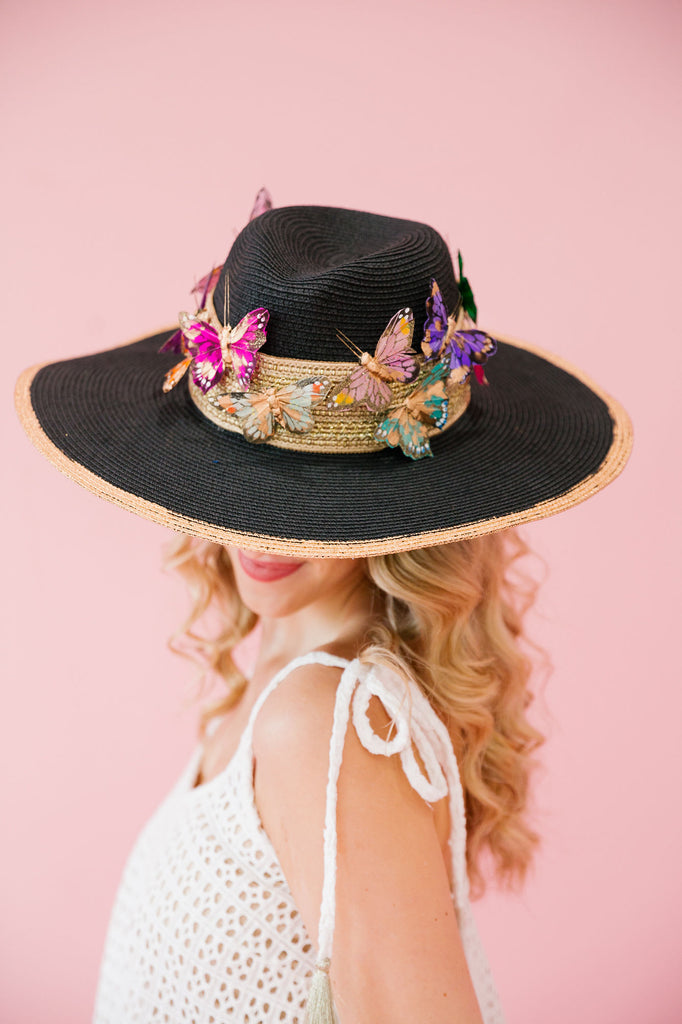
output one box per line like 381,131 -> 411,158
327,308 -> 420,413
421,278 -> 497,385
160,265 -> 220,392
181,305 -> 270,393
374,358 -> 454,460
218,377 -> 330,443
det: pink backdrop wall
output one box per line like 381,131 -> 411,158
3,0 -> 680,1020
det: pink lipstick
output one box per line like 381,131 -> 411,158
237,550 -> 305,583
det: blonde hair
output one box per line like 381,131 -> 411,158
165,529 -> 546,899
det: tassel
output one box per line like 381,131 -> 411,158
305,958 -> 337,1024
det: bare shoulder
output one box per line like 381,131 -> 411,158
251,660 -> 342,766
252,659 -> 395,778
252,659 -> 429,920
252,657 -> 435,878
252,661 -> 484,1022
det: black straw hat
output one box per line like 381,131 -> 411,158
15,204 -> 633,556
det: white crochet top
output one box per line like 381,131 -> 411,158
93,652 -> 505,1023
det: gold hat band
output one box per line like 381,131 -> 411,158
189,358 -> 471,453
188,297 -> 471,453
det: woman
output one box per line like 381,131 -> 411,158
15,202 -> 632,1023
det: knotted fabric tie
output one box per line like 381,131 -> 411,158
306,659 -> 469,1023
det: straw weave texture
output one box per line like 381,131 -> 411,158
15,330 -> 633,556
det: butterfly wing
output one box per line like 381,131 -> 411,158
375,359 -> 450,458
218,392 -> 275,443
421,280 -> 450,359
249,187 -> 273,220
226,308 -> 270,390
229,348 -> 259,392
158,328 -> 185,355
419,356 -> 451,389
189,327 -> 223,393
448,363 -> 471,388
326,365 -> 392,411
445,329 -> 497,373
326,373 -> 356,409
178,310 -> 213,353
375,406 -> 434,460
162,355 -> 192,393
191,265 -> 223,306
374,308 -> 419,383
469,330 -> 497,363
409,361 -> 450,429
277,377 -> 330,433
229,308 -> 270,350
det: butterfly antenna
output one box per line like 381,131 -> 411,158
223,270 -> 229,327
335,329 -> 363,358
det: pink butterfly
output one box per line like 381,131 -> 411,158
326,308 -> 419,413
249,187 -> 273,220
191,265 -> 223,300
182,307 -> 270,393
160,265 -> 221,393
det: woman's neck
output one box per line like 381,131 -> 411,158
254,574 -> 376,673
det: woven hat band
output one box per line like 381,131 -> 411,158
188,355 -> 472,453
187,292 -> 470,453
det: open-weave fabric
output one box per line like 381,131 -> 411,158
93,653 -> 505,1023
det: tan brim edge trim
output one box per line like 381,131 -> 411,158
14,330 -> 634,558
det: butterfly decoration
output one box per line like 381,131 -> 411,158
218,377 -> 330,443
191,265 -> 223,301
160,264 -> 269,394
250,186 -> 273,220
159,186 -> 273,396
374,358 -> 454,460
326,308 -> 420,413
421,278 -> 497,386
159,264 -> 221,392
159,263 -> 217,357
181,304 -> 270,393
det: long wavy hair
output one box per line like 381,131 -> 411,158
164,529 -> 547,899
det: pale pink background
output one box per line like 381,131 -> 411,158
3,0 -> 681,1020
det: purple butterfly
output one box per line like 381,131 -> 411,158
422,278 -> 497,385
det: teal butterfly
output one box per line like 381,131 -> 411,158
374,358 -> 456,459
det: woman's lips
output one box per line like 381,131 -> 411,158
237,550 -> 305,583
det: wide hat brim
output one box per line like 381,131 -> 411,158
15,327 -> 632,556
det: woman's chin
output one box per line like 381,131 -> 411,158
230,549 -> 311,617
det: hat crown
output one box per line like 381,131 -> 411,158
214,206 -> 460,362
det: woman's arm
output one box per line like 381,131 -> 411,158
253,663 -> 485,1024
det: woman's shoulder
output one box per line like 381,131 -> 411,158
251,651 -> 440,844
251,650 -> 397,766
252,656 -> 343,760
